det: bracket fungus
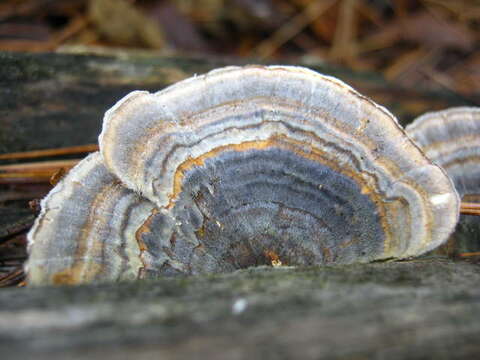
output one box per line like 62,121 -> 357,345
406,107 -> 480,200
26,152 -> 156,285
406,107 -> 480,253
27,66 -> 459,285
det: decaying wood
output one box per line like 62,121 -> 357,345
1,259 -> 480,359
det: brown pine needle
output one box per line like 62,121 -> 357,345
458,252 -> 480,257
460,202 -> 480,210
0,159 -> 80,172
330,0 -> 358,60
0,144 -> 98,160
0,159 -> 80,184
0,268 -> 25,288
460,210 -> 480,216
460,202 -> 480,216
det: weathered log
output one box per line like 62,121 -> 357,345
0,259 -> 479,359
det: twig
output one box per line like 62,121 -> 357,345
0,268 -> 25,288
460,202 -> 480,216
458,252 -> 480,257
0,159 -> 79,184
0,144 -> 98,160
330,0 -> 358,61
461,202 -> 480,210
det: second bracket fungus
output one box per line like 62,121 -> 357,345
27,66 -> 459,285
406,107 -> 480,253
406,107 -> 480,200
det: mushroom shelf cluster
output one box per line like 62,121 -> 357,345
406,107 -> 480,201
27,65 -> 462,285
406,107 -> 480,255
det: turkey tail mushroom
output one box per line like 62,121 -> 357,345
406,107 -> 480,254
406,107 -> 480,200
99,66 -> 459,267
26,153 -> 156,285
27,66 -> 460,285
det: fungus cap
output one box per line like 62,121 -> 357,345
406,107 -> 480,199
27,66 -> 460,285
99,65 -> 459,267
26,152 -> 156,285
406,107 -> 480,254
